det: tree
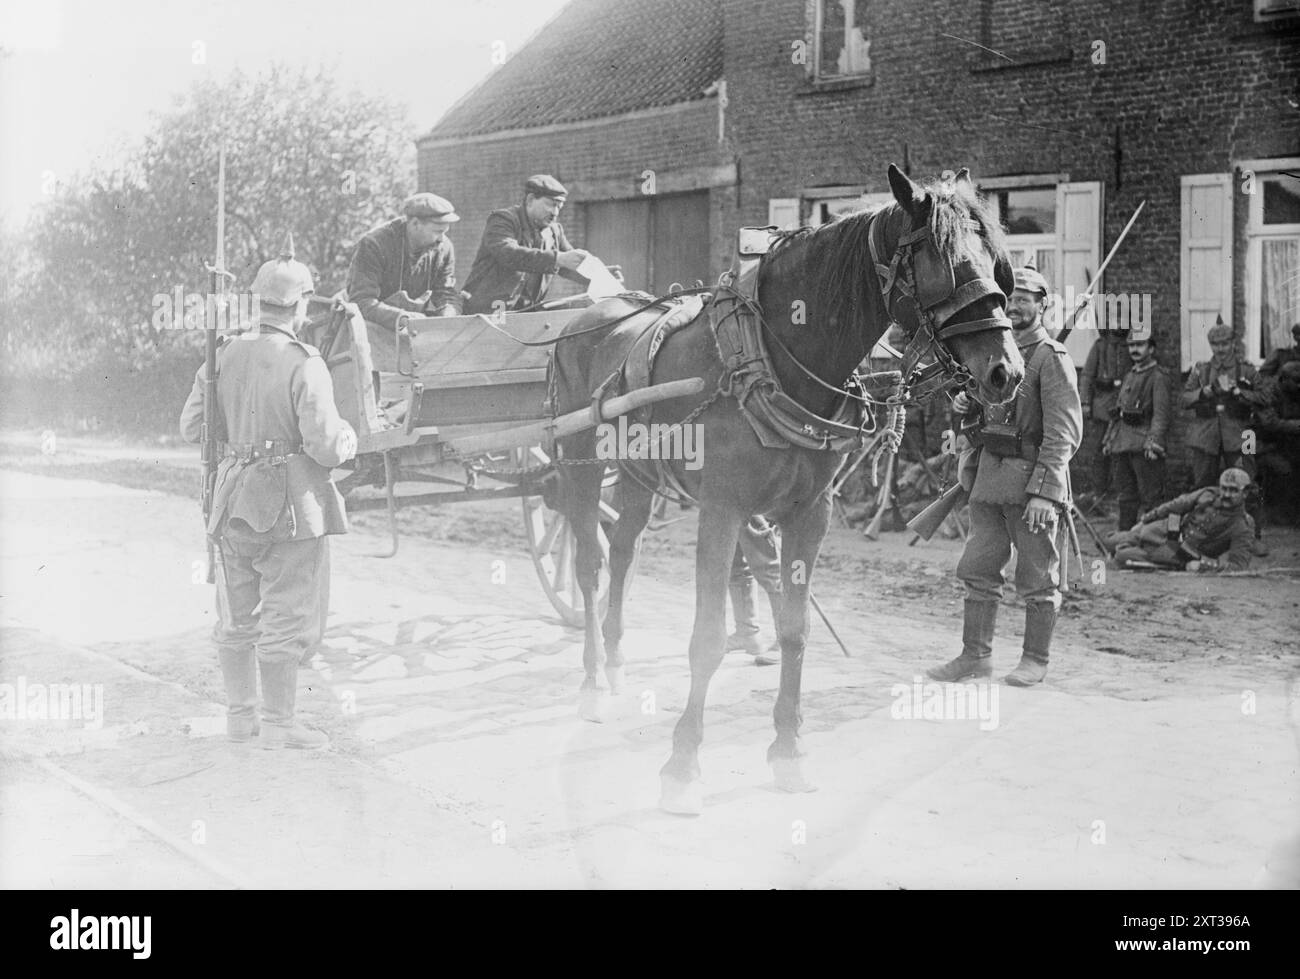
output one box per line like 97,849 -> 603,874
13,62 -> 416,376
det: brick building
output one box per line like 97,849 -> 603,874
419,0 -> 1300,474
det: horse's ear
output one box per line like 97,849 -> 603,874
955,167 -> 973,189
888,164 -> 924,216
994,251 -> 1015,298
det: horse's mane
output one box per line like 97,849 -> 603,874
766,180 -> 1006,357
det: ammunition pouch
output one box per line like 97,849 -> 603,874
1225,401 -> 1252,421
979,422 -> 1024,459
1193,402 -> 1218,419
1120,408 -> 1147,425
1165,513 -> 1181,541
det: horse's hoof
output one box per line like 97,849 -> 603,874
659,775 -> 704,816
772,757 -> 818,794
604,664 -> 625,695
578,686 -> 609,723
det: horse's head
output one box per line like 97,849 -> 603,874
875,164 -> 1023,406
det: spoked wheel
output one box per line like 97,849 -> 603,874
517,446 -> 620,628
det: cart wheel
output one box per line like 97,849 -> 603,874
516,446 -> 617,628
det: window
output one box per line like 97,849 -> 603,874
988,187 -> 1058,287
1255,0 -> 1300,23
815,0 -> 871,79
1244,165 -> 1300,360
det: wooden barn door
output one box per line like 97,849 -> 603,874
585,191 -> 709,295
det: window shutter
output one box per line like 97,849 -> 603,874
767,198 -> 801,230
1055,181 -> 1103,365
1180,174 -> 1234,367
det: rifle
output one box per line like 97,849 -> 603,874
1056,200 -> 1146,345
201,145 -> 231,583
907,482 -> 969,542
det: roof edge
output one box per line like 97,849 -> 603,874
418,94 -> 719,149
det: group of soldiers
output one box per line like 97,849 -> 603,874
180,175 -> 589,749
180,178 -> 1300,744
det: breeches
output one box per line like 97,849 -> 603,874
731,516 -> 782,594
957,501 -> 1061,609
214,522 -> 330,667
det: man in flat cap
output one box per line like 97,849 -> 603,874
462,174 -> 591,315
181,235 -> 357,750
346,192 -> 462,331
1106,468 -> 1256,572
928,264 -> 1082,687
1180,320 -> 1268,553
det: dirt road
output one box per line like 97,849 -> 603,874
1,433 -> 1297,888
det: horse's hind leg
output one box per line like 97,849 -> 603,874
602,476 -> 653,694
559,438 -> 610,722
660,504 -> 743,815
767,493 -> 830,794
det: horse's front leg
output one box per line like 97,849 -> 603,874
602,477 -> 653,694
659,503 -> 743,815
563,454 -> 610,722
769,491 -> 830,793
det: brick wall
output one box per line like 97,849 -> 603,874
721,0 -> 1299,483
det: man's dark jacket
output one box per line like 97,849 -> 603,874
346,217 -> 458,329
463,205 -> 577,314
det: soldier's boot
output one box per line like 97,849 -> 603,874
926,600 -> 996,681
258,659 -> 328,751
1004,604 -> 1055,687
726,581 -> 763,656
219,646 -> 259,742
754,589 -> 784,667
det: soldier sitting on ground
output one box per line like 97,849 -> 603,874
1105,467 -> 1255,573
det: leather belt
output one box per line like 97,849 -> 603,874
225,440 -> 302,464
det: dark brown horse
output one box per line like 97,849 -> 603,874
550,165 -> 1024,814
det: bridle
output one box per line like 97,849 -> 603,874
866,208 -> 1012,403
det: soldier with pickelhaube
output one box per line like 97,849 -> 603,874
181,235 -> 357,750
927,264 -> 1083,687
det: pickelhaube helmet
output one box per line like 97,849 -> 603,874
251,233 -> 314,307
1206,322 -> 1234,343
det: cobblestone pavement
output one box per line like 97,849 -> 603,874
1,467 -> 1296,888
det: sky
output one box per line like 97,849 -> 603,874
0,0 -> 571,230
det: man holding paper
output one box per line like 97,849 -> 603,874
463,174 -> 597,313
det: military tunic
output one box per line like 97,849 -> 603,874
1104,359 -> 1172,528
1109,488 -> 1254,571
955,322 -> 1083,609
1179,355 -> 1267,487
1078,332 -> 1130,495
180,324 -> 357,670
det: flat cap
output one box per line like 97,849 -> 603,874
1207,322 -> 1234,343
403,192 -> 459,222
1012,264 -> 1049,296
524,174 -> 567,201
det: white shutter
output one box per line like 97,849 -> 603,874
767,198 -> 800,230
1180,174 -> 1234,366
1054,181 -> 1103,366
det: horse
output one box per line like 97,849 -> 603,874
549,164 -> 1025,814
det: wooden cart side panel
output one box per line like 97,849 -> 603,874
367,311 -> 581,379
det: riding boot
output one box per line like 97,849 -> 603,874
257,658 -> 328,750
219,646 -> 259,742
726,581 -> 762,655
754,589 -> 783,667
1004,604 -> 1055,687
926,600 -> 996,681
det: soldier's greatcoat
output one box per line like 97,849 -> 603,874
181,323 -> 357,667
